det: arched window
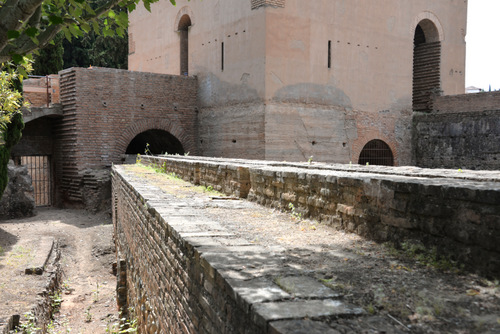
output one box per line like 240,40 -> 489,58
178,15 -> 192,76
358,140 -> 394,166
413,19 -> 441,112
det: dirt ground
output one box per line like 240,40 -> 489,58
0,209 -> 120,333
1,166 -> 500,333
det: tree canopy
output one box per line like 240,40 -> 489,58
0,0 -> 176,65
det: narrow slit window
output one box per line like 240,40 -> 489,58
328,40 -> 332,68
221,42 -> 224,71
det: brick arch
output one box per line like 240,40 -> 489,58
174,6 -> 195,32
115,119 -> 196,158
411,12 -> 444,42
352,136 -> 399,167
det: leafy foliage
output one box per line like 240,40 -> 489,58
0,59 -> 31,197
0,0 -> 177,64
33,32 -> 64,75
61,0 -> 129,69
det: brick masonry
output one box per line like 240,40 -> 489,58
50,67 -> 198,207
22,75 -> 60,107
112,163 -> 366,334
251,0 -> 285,10
413,91 -> 500,170
138,155 -> 500,277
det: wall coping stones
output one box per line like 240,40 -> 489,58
147,155 -> 500,183
139,155 -> 500,277
113,165 -> 370,333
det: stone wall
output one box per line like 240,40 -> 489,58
413,91 -> 500,170
52,67 -> 198,207
112,167 -> 266,333
113,162 -> 369,334
0,161 -> 35,220
140,155 -> 500,277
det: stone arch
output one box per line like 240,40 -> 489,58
411,12 -> 444,42
358,139 -> 395,166
126,129 -> 185,155
174,6 -> 195,32
115,119 -> 196,159
412,13 -> 443,112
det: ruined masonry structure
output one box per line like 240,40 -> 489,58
129,0 -> 467,165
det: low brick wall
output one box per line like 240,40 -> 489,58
113,164 -> 367,333
140,155 -> 500,277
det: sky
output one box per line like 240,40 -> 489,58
466,0 -> 500,90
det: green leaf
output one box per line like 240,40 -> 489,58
170,0 -> 176,5
116,26 -> 125,37
103,27 -> 114,37
91,20 -> 100,34
127,3 -> 136,11
11,54 -> 23,64
80,22 -> 91,33
7,31 -> 20,39
49,15 -> 64,25
63,28 -> 72,41
116,11 -> 128,27
29,36 -> 39,45
68,25 -> 83,38
108,10 -> 116,19
17,66 -> 28,79
25,27 -> 38,37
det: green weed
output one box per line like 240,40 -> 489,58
50,291 -> 63,313
14,312 -> 40,334
288,203 -> 303,223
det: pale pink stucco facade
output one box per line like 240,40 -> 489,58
128,0 -> 467,165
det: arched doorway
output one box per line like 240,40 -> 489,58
358,140 -> 394,166
126,129 -> 185,155
178,14 -> 192,76
413,19 -> 441,112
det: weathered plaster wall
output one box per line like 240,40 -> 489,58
128,0 -> 466,164
413,92 -> 500,170
199,103 -> 265,159
140,155 -> 500,277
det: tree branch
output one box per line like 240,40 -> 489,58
0,0 -> 44,55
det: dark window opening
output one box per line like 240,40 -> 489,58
328,40 -> 332,68
412,20 -> 441,113
221,42 -> 224,71
126,129 -> 184,155
414,25 -> 426,46
178,14 -> 192,76
358,140 -> 394,166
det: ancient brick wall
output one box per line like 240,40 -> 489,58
23,75 -> 60,107
413,91 -> 500,170
140,155 -> 500,277
112,167 -> 265,334
54,67 -> 198,206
